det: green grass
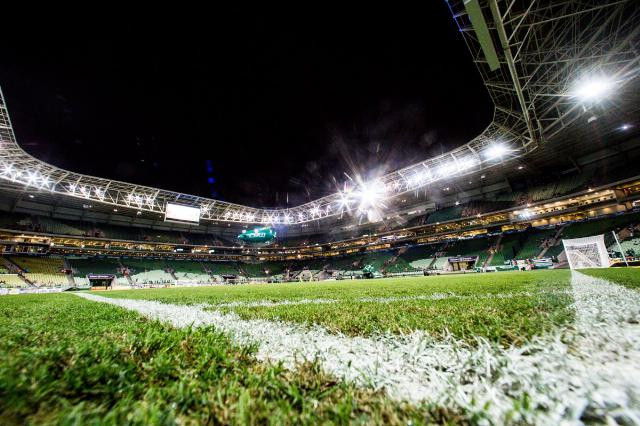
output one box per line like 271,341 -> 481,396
104,270 -> 570,303
580,267 -> 640,290
0,270 -> 578,423
102,270 -> 574,346
0,293 -> 452,425
230,293 -> 570,346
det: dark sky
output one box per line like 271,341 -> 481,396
0,5 -> 492,208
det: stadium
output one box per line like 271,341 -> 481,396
1,1 -> 640,424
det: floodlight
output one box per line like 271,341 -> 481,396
484,143 -> 509,160
573,76 -> 614,102
26,171 -> 38,185
406,174 -> 419,188
39,175 -> 51,188
519,209 -> 533,219
337,190 -> 354,211
436,162 -> 456,177
620,124 -> 632,131
457,157 -> 477,171
416,170 -> 432,183
355,181 -> 386,212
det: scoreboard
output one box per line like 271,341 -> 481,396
165,202 -> 200,224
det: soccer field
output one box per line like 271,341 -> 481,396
105,270 -> 574,345
1,269 -> 639,424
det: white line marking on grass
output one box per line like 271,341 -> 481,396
212,289 -> 569,309
76,272 -> 640,424
214,298 -> 338,308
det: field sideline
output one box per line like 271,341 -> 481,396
1,269 -> 639,424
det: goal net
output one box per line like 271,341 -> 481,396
562,234 -> 610,269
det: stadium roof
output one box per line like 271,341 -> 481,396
0,0 -> 638,227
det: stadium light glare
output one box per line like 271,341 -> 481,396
355,181 -> 386,212
436,162 -> 456,177
457,157 -> 477,171
26,171 -> 39,185
484,143 -> 510,160
336,190 -> 355,211
418,170 -> 432,183
38,175 -> 51,189
309,206 -> 320,217
573,76 -> 614,102
406,170 -> 431,189
519,209 -> 534,219
406,174 -> 419,188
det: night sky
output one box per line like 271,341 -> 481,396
0,5 -> 492,208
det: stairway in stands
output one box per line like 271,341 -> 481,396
117,258 -> 134,286
0,257 -> 33,286
484,235 -> 502,267
165,261 -> 178,281
63,258 -> 76,286
538,225 -> 566,258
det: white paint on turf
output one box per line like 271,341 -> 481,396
76,271 -> 640,424
211,289 -> 569,309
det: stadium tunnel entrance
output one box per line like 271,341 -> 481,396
448,256 -> 478,272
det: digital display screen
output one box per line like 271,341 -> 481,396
165,203 -> 200,224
